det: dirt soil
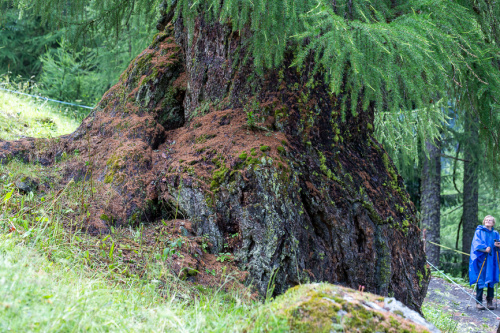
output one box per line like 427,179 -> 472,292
425,277 -> 500,333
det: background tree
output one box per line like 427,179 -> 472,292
0,3 -> 155,106
0,5 -> 61,78
374,0 -> 500,275
455,0 -> 500,275
421,137 -> 442,267
461,114 -> 480,274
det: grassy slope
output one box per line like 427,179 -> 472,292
0,90 -> 82,141
0,235 -> 262,332
0,90 -> 286,332
0,90 -> 454,332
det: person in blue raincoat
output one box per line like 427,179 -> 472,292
469,215 -> 500,310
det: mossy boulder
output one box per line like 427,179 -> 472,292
250,283 -> 438,332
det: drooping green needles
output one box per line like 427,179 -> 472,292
3,0 -> 500,168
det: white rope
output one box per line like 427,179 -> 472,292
0,87 -> 94,110
426,260 -> 500,320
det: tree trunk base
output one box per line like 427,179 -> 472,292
0,24 -> 429,311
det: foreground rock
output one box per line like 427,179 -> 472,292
15,177 -> 38,194
253,283 -> 439,332
0,14 -> 429,311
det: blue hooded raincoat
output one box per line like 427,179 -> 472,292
469,225 -> 500,288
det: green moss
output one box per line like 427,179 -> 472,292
104,154 -> 125,185
100,214 -> 111,222
395,203 -> 404,213
277,146 -> 286,154
360,201 -> 383,225
251,148 -> 258,156
374,237 -> 392,293
144,67 -> 159,84
382,153 -> 409,203
211,155 -> 224,168
286,292 -> 341,332
234,153 -> 248,170
128,211 -> 140,225
278,69 -> 285,81
137,53 -> 154,72
248,158 -> 260,165
393,310 -> 405,317
343,307 -> 378,330
205,192 -> 215,207
260,145 -> 270,152
274,106 -> 287,118
249,284 -> 424,333
195,147 -> 207,153
210,165 -> 229,190
416,270 -> 424,288
104,174 -> 114,184
382,154 -> 397,181
345,173 -> 353,183
195,134 -> 216,144
389,316 -> 401,329
317,151 -> 343,185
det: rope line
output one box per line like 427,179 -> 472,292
426,260 -> 500,320
427,240 -> 470,256
0,87 -> 94,110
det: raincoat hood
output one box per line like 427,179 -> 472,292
477,225 -> 495,233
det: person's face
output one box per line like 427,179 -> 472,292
485,217 -> 495,228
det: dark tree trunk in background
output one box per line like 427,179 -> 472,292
462,115 -> 479,276
0,13 -> 430,311
421,138 -> 441,267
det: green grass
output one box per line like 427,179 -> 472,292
430,270 -> 470,289
0,78 -> 84,140
0,233 -> 262,332
422,303 -> 459,333
0,82 -> 273,332
0,161 -> 264,332
0,234 -> 274,332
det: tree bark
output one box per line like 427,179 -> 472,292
0,15 -> 429,311
462,114 -> 479,276
421,138 -> 441,267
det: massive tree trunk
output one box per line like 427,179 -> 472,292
0,15 -> 429,310
462,115 -> 479,276
421,138 -> 441,267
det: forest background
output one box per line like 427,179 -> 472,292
0,0 -> 499,278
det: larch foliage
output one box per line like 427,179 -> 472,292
175,0 -> 498,115
4,0 -> 500,165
